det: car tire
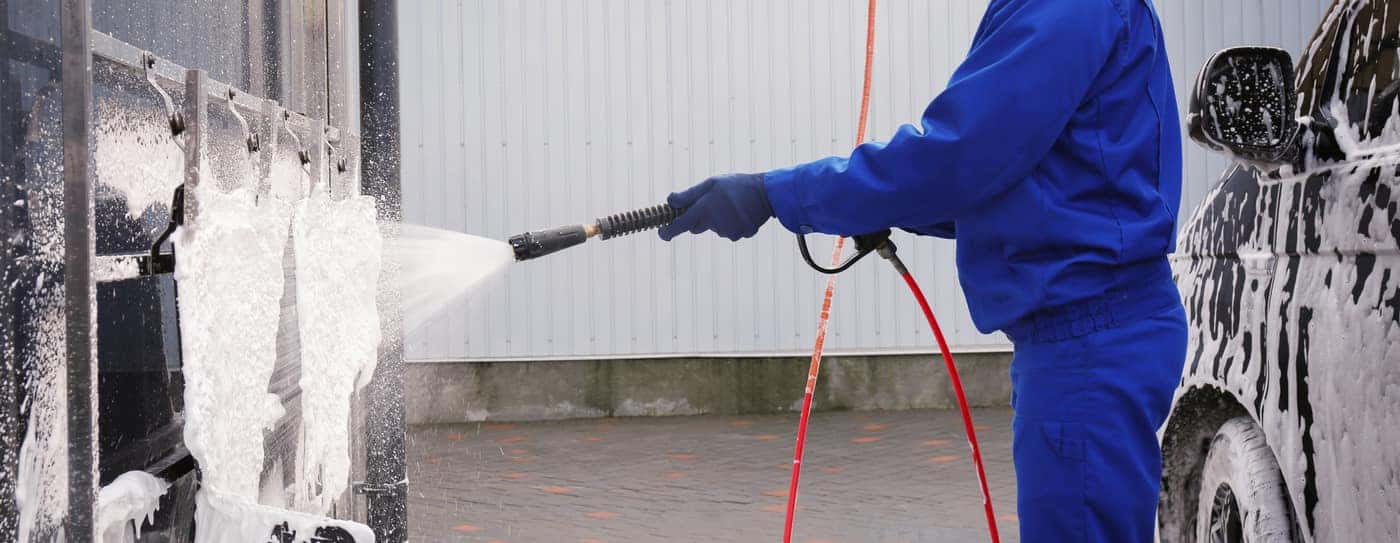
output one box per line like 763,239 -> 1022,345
1194,417 -> 1297,543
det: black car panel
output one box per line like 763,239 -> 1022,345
1164,1 -> 1400,541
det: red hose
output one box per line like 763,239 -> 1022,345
781,238 -> 842,543
782,1 -> 1000,541
782,1 -> 876,541
898,270 -> 1001,543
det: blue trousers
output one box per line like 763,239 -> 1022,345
1009,303 -> 1186,542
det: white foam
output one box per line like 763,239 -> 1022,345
194,489 -> 375,543
173,184 -> 292,501
389,223 -> 513,334
93,97 -> 184,218
16,278 -> 68,542
290,186 -> 383,512
95,471 -> 170,543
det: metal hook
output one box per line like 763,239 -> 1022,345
325,137 -> 348,174
142,52 -> 185,136
281,110 -> 311,166
224,89 -> 260,153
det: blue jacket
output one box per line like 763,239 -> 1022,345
763,0 -> 1182,341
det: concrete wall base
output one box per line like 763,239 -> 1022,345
406,353 -> 1012,424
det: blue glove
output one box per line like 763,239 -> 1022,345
658,173 -> 773,241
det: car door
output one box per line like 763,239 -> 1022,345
1266,1 -> 1400,540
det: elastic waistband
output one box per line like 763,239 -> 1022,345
1003,258 -> 1180,344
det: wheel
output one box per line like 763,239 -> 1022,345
1194,417 -> 1297,543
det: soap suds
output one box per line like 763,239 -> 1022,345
93,256 -> 140,283
194,489 -> 374,543
95,471 -> 169,543
291,186 -> 383,512
93,81 -> 184,219
173,184 -> 292,501
1173,157 -> 1400,540
10,82 -> 68,542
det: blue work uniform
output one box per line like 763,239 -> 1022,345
762,0 -> 1186,541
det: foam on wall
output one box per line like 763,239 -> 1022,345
291,186 -> 383,512
173,184 -> 291,501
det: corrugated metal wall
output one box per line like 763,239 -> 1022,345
398,0 -> 1334,362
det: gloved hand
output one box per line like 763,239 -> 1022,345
658,173 -> 773,241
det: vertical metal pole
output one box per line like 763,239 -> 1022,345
326,0 -> 355,133
0,2 -> 22,532
358,0 -> 406,540
247,0 -> 267,97
258,98 -> 281,197
184,69 -> 208,224
60,0 -> 96,536
307,117 -> 327,195
302,0 -> 330,121
284,0 -> 306,114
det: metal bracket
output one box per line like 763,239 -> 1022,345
325,138 -> 348,174
281,109 -> 311,166
352,480 -> 407,497
225,88 -> 261,153
140,184 -> 185,276
142,52 -> 185,137
324,132 -> 349,199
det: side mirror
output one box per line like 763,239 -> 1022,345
1187,47 -> 1302,167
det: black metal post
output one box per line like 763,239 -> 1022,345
60,0 -> 96,536
358,1 -> 406,541
0,1 -> 22,536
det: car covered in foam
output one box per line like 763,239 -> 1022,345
1159,1 -> 1400,541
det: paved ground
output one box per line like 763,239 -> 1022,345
407,408 -> 1018,542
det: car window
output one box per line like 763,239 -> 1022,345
1333,0 -> 1400,150
1296,3 -> 1345,121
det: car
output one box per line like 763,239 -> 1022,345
1160,1 -> 1400,541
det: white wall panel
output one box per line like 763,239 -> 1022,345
400,0 -> 1335,361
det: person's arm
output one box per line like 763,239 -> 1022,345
764,0 -> 1124,236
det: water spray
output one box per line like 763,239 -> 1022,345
506,0 -> 999,539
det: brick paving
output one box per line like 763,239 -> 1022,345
407,408 -> 1018,542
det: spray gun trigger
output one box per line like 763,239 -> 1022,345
796,228 -> 892,275
851,229 -> 892,254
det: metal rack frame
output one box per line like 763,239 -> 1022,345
89,27 -> 354,283
50,1 -> 405,539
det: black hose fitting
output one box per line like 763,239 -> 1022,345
596,204 -> 680,239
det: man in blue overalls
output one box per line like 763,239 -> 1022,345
657,1 -> 1186,541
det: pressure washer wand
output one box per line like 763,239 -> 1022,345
508,204 -> 681,261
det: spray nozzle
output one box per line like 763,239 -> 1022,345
509,203 -> 683,261
509,224 -> 591,261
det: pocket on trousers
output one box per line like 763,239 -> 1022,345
1041,421 -> 1086,461
1013,418 -> 1089,540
